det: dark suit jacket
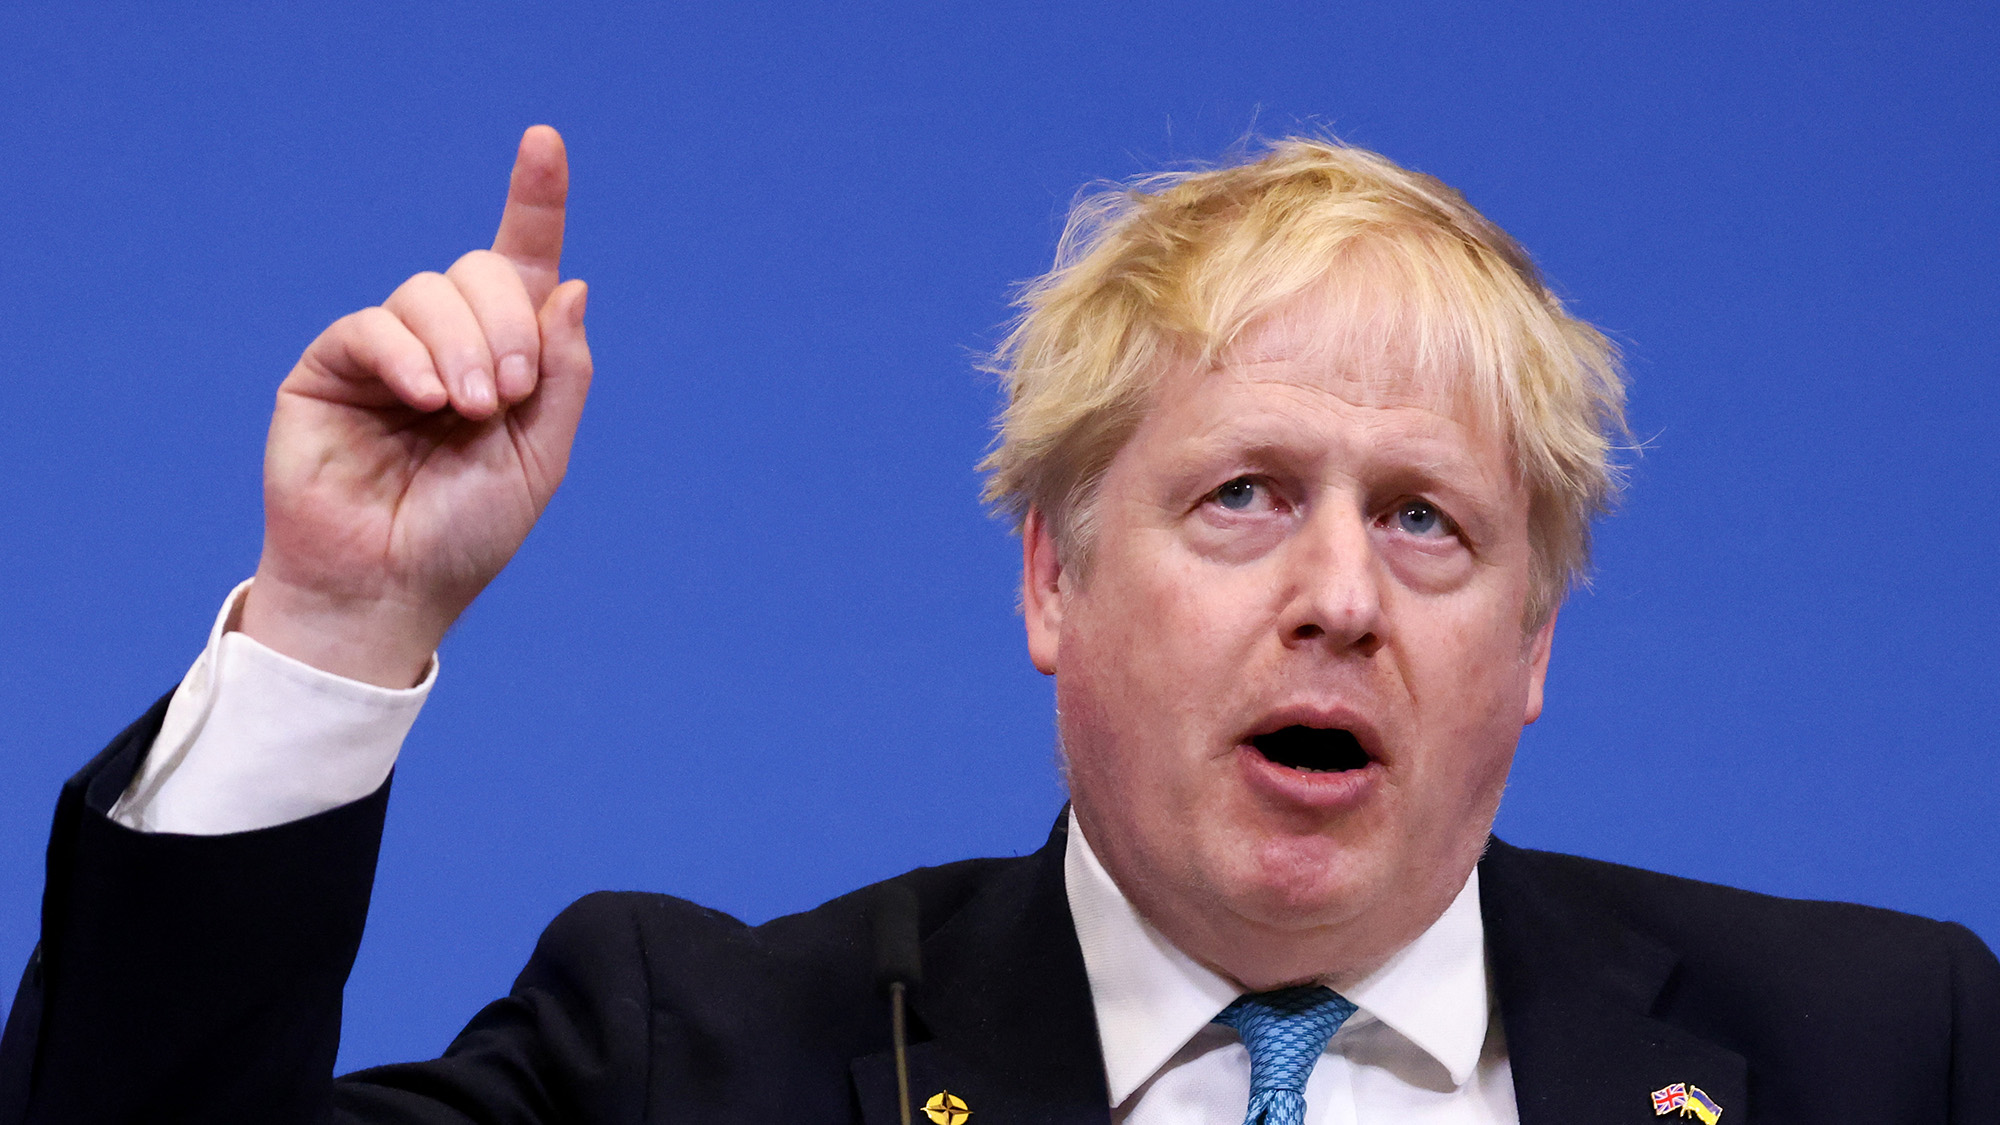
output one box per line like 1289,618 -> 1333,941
3,693 -> 1996,1123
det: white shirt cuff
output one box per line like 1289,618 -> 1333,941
108,579 -> 436,835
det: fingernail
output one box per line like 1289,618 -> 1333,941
569,282 -> 588,327
463,374 -> 496,413
497,354 -> 533,399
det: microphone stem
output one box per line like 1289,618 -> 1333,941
890,980 -> 912,1125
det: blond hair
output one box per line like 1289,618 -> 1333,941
979,138 -> 1628,624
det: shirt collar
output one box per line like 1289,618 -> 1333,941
1063,811 -> 1491,1106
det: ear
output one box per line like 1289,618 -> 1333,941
1022,507 -> 1064,675
1521,610 -> 1556,725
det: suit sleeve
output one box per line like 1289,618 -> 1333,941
0,693 -> 388,1124
1945,920 -> 2000,1122
0,700 -> 662,1125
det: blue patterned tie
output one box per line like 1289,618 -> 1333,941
1211,985 -> 1358,1125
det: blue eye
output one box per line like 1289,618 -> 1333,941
1396,500 -> 1447,536
1215,477 -> 1258,511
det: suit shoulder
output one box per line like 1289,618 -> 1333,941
523,849 -> 1043,1000
536,889 -> 753,949
1486,840 -> 1998,1007
754,852 -> 1032,951
1491,841 -> 1971,942
511,890 -> 757,1000
1485,841 -> 2000,1107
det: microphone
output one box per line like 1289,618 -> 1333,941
870,883 -> 923,1125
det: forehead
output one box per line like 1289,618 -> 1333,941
1135,280 -> 1514,476
1220,267 -> 1487,414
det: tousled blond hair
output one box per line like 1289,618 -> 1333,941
979,138 -> 1628,624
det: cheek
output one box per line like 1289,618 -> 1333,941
1054,634 -> 1183,858
1075,540 -> 1248,684
1399,596 -> 1536,771
1055,548 -> 1262,781
1059,588 -> 1189,748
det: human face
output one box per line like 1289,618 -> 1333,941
1022,291 -> 1553,989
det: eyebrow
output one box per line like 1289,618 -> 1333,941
1164,415 -> 1518,532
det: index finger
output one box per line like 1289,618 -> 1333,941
491,124 -> 569,308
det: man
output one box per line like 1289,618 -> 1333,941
3,126 -> 1995,1123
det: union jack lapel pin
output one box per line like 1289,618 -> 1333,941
1650,1081 -> 1721,1123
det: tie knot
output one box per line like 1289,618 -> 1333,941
1213,985 -> 1357,1097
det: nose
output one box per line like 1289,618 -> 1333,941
1279,504 -> 1384,656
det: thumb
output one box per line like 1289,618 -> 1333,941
512,279 -> 593,499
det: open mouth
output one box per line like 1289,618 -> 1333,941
1248,726 -> 1372,773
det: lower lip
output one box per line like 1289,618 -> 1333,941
1234,745 -> 1380,812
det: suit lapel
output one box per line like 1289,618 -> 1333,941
1481,839 -> 1747,1124
852,818 -> 1111,1125
855,827 -> 1752,1124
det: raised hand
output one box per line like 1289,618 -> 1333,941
237,126 -> 592,687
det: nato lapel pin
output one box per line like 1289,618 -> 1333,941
922,1091 -> 970,1124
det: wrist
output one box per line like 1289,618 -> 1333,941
237,571 -> 447,689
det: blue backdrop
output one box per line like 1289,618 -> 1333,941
1,2 -> 1993,1073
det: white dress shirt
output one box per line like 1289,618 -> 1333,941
114,583 -> 1519,1122
109,581 -> 431,835
1067,816 -> 1518,1122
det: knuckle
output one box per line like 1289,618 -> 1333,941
342,306 -> 399,345
498,318 -> 542,356
386,271 -> 450,308
445,342 -> 492,372
327,308 -> 370,338
450,248 -> 506,274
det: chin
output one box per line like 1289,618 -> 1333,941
1213,830 -> 1386,932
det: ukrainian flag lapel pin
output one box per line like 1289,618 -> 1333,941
923,1090 -> 970,1124
1650,1081 -> 1722,1123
